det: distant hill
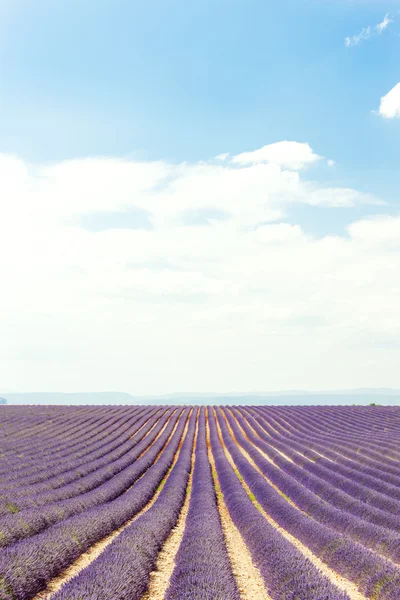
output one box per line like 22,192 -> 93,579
0,397 -> 7,405
3,392 -> 135,405
139,393 -> 400,406
163,388 -> 400,398
2,390 -> 400,406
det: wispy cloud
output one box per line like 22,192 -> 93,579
345,13 -> 393,47
345,25 -> 372,48
376,13 -> 392,33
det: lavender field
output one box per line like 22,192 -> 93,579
1,405 -> 400,600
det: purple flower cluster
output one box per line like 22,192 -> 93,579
1,407 -> 155,477
50,408 -> 198,600
227,409 -> 400,561
0,408 -> 180,548
0,408 -> 190,599
240,408 -> 400,532
165,408 -> 240,600
0,407 -> 143,479
208,409 -> 349,600
216,409 -> 400,599
0,407 -> 161,511
0,408 -> 159,506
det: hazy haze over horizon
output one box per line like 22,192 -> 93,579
2,389 -> 400,406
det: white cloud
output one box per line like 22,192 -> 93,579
1,146 -> 398,395
379,82 -> 400,119
345,26 -> 372,47
377,13 -> 393,33
345,13 -> 393,47
232,141 -> 322,170
299,186 -> 379,208
347,215 -> 400,247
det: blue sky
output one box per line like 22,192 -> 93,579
1,1 -> 398,167
0,1 -> 400,394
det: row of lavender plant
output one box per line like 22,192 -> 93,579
0,408 -> 190,599
0,407 -> 68,444
164,408 -> 240,600
246,408 -> 400,513
1,408 -> 152,473
227,408 -> 400,562
275,406 -> 400,459
303,405 -> 400,434
240,408 -> 400,535
0,407 -> 139,480
262,409 -> 400,501
218,410 -> 400,599
0,408 -> 182,547
259,410 -> 400,512
256,406 -> 400,466
275,405 -> 400,468
0,406 -> 125,458
0,413 -> 167,497
249,406 -> 400,491
0,408 -> 160,488
0,407 -> 150,480
51,408 -> 198,600
0,406 -> 96,447
277,405 -> 400,436
283,406 -> 400,438
0,406 -> 125,468
259,406 -> 400,487
208,409 -> 349,600
0,413 -> 166,520
0,408 -> 111,467
255,407 -> 400,460
0,408 -> 164,507
255,406 -> 399,455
